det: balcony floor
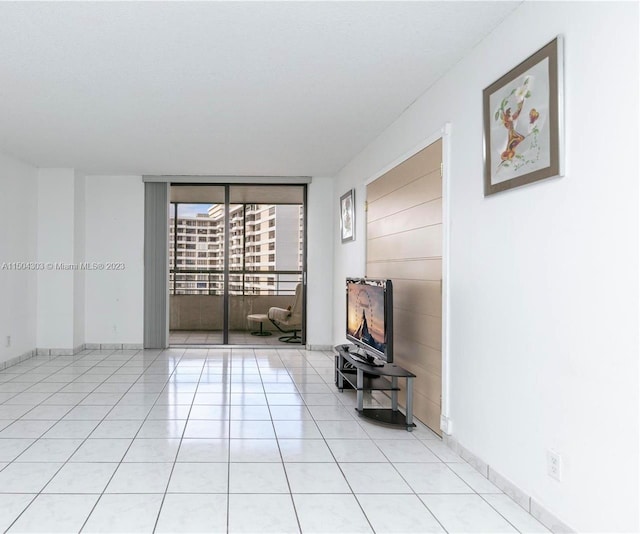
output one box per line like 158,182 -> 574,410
169,330 -> 297,346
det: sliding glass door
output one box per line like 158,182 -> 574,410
168,184 -> 305,345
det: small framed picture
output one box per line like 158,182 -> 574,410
483,36 -> 564,196
340,189 -> 355,243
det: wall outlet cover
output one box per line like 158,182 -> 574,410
547,449 -> 562,481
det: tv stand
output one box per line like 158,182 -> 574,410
334,344 -> 416,431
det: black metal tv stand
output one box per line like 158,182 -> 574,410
334,344 -> 416,431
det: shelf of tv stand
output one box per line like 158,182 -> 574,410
338,368 -> 399,392
334,345 -> 416,431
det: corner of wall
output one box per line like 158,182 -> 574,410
73,171 -> 87,348
306,176 -> 335,346
0,151 -> 39,365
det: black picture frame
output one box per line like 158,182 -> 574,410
340,189 -> 355,243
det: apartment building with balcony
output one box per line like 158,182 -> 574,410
169,212 -> 221,294
169,204 -> 303,296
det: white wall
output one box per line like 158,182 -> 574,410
0,152 -> 38,363
73,172 -> 86,348
332,2 -> 639,532
306,176 -> 334,347
85,176 -> 144,345
36,169 -> 76,349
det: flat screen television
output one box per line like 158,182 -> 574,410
346,278 -> 393,363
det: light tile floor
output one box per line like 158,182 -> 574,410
0,348 -> 549,533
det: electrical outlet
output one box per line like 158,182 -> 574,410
547,449 -> 562,481
5,336 -> 10,348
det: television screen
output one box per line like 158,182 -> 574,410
346,278 -> 393,362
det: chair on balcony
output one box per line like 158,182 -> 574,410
268,283 -> 303,343
246,313 -> 272,337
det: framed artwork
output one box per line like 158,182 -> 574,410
340,189 -> 355,243
483,36 -> 564,196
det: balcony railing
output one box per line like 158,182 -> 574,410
169,269 -> 302,296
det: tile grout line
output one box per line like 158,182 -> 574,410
326,344 -> 523,533
0,346 -> 539,533
151,346 -> 205,533
477,493 -> 531,534
291,348 -> 378,534
326,348 -> 452,534
3,348 -> 147,532
72,349 -> 162,531
77,348 -> 179,532
224,348 -> 232,534
261,347 -> 303,534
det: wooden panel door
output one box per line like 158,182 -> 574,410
366,139 -> 443,435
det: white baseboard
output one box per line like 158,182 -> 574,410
0,348 -> 38,370
530,498 -> 574,534
81,343 -> 146,352
3,344 -> 87,371
99,343 -> 126,350
37,348 -> 75,356
306,344 -> 333,351
444,435 -> 574,533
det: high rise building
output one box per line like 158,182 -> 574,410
169,203 -> 303,295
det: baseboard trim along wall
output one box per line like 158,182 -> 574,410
443,435 -> 574,533
0,349 -> 38,371
84,343 -> 144,350
306,344 -> 333,351
36,344 -> 86,357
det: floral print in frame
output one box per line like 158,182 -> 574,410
483,37 -> 564,196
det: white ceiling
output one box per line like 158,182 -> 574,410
0,1 -> 519,176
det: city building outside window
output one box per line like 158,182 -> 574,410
170,203 -> 303,295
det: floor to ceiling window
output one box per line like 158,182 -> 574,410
168,184 -> 306,346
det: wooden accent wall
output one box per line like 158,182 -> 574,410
366,139 -> 443,435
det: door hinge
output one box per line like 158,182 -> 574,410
440,162 -> 443,178
364,200 -> 368,212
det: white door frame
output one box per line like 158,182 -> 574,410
364,123 -> 452,435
